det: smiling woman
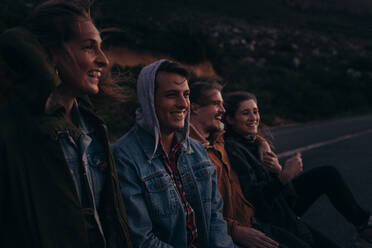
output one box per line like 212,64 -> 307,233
223,91 -> 372,248
0,1 -> 132,247
27,3 -> 111,119
224,91 -> 259,137
51,19 -> 108,100
226,96 -> 260,137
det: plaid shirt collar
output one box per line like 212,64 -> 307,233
160,143 -> 199,247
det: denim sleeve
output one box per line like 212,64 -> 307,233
208,159 -> 237,248
114,149 -> 175,248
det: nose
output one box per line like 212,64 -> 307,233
219,103 -> 226,113
248,112 -> 257,121
177,95 -> 189,109
95,48 -> 109,67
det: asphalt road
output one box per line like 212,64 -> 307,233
271,114 -> 372,247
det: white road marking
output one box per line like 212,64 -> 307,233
277,128 -> 372,159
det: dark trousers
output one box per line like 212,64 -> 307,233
307,225 -> 341,248
292,165 -> 369,226
291,166 -> 369,248
256,222 -> 312,248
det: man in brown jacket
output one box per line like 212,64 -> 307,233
189,81 -> 312,248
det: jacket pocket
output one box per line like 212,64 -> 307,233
143,171 -> 180,216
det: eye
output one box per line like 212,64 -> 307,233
82,41 -> 98,54
184,91 -> 190,98
83,44 -> 93,49
166,92 -> 177,98
83,43 -> 94,50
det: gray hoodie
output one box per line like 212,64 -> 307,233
135,59 -> 191,160
112,59 -> 236,248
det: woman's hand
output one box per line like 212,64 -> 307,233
257,138 -> 282,174
257,136 -> 271,162
279,153 -> 303,184
262,151 -> 282,174
233,225 -> 279,248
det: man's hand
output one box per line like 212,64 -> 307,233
262,151 -> 282,174
279,153 -> 303,184
233,225 -> 279,248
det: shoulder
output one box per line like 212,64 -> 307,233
188,137 -> 209,158
224,132 -> 237,143
184,138 -> 215,173
112,126 -> 140,159
189,137 -> 205,149
0,102 -> 35,141
224,134 -> 245,152
113,125 -> 138,147
111,126 -> 149,182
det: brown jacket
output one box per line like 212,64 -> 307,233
190,125 -> 256,237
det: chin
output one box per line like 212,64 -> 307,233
248,131 -> 258,136
165,122 -> 184,131
176,125 -> 185,130
91,89 -> 100,95
175,122 -> 185,130
208,125 -> 220,133
240,128 -> 256,135
84,86 -> 100,95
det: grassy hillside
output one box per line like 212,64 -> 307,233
1,0 -> 372,137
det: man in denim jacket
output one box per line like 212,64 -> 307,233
112,60 -> 235,247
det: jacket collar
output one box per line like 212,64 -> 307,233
189,124 -> 225,148
135,124 -> 193,162
37,98 -> 103,142
189,123 -> 209,146
189,124 -> 232,173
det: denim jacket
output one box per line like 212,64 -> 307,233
112,124 -> 235,248
59,102 -> 108,246
0,27 -> 132,248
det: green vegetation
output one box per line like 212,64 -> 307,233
1,0 -> 372,137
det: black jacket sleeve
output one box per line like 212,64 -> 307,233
225,140 -> 285,211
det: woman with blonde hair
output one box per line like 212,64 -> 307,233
0,1 -> 132,247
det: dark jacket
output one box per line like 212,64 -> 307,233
224,130 -> 314,244
0,27 -> 132,248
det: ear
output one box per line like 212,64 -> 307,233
190,103 -> 200,115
